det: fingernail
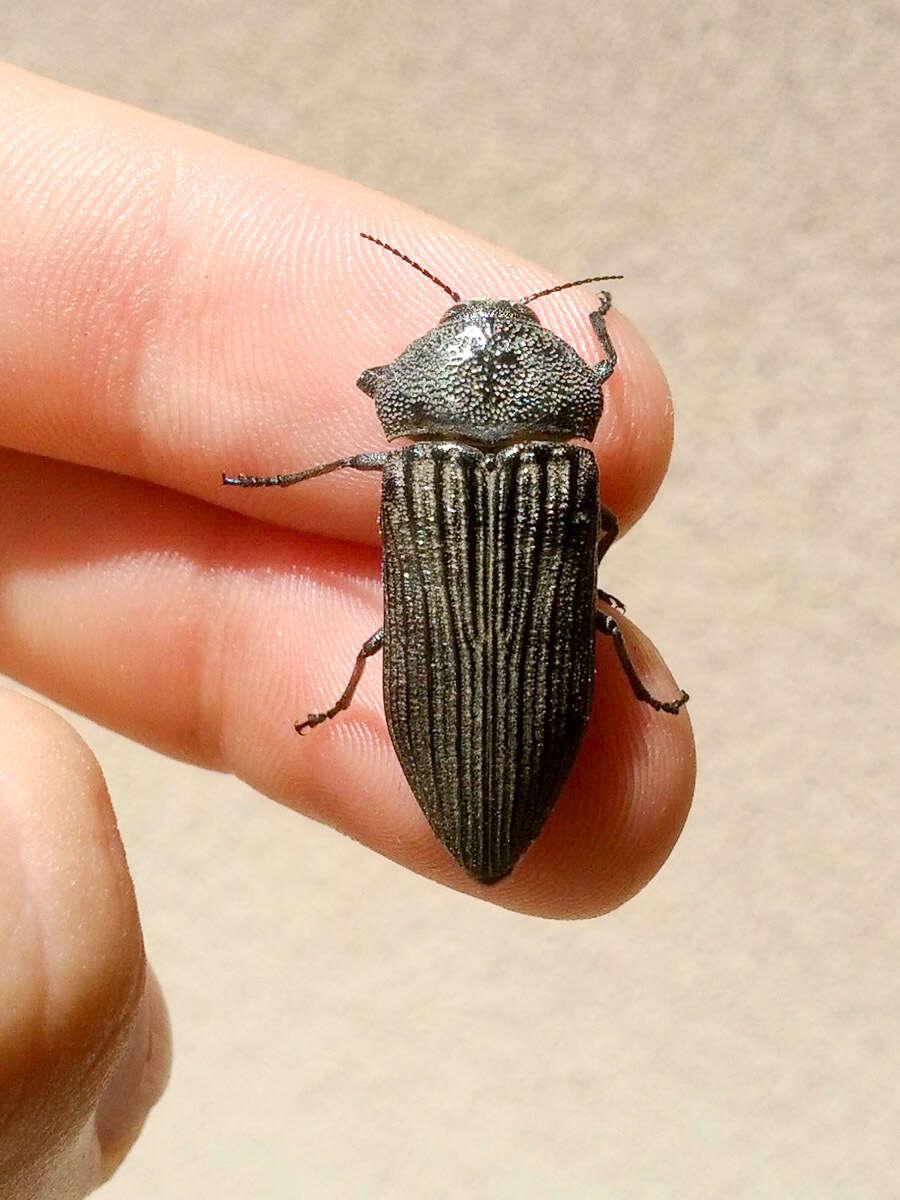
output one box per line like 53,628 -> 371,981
95,966 -> 171,1154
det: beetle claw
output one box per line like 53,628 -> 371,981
597,588 -> 626,613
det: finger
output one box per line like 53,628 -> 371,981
0,63 -> 673,544
0,450 -> 693,917
93,966 -> 171,1180
0,690 -> 170,1195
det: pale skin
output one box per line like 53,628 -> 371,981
0,63 -> 695,1194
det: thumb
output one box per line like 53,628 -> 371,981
0,690 -> 170,1197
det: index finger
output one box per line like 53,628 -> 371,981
0,63 -> 674,546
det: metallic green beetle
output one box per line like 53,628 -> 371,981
225,235 -> 688,884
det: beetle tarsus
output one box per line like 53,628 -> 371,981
597,588 -> 626,613
596,611 -> 688,713
295,712 -> 327,734
295,628 -> 384,735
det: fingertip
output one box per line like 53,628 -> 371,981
0,688 -> 144,1009
94,965 -> 172,1178
0,689 -> 146,1187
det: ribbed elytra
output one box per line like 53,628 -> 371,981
382,442 -> 597,881
223,235 -> 688,884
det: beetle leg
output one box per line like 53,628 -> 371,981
596,506 -> 625,611
595,612 -> 688,714
295,629 -> 384,734
597,587 -> 626,613
223,451 -> 387,488
597,504 -> 618,562
589,293 -> 617,385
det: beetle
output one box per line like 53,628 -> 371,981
224,234 -> 688,884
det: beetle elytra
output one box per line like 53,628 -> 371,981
224,235 -> 688,884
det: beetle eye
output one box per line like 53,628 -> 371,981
439,304 -> 467,324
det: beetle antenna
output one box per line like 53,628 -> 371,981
520,275 -> 624,306
360,233 -> 462,303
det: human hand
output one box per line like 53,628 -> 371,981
0,62 -> 694,1190
0,690 -> 170,1197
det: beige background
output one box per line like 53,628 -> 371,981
4,2 -> 899,1197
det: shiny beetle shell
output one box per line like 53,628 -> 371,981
381,440 -> 599,883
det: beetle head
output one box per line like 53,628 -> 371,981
356,235 -> 620,447
358,298 -> 605,446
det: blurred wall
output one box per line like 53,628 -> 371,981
3,3 -> 898,1197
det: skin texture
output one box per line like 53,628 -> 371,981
0,63 -> 694,1191
0,690 -> 170,1197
